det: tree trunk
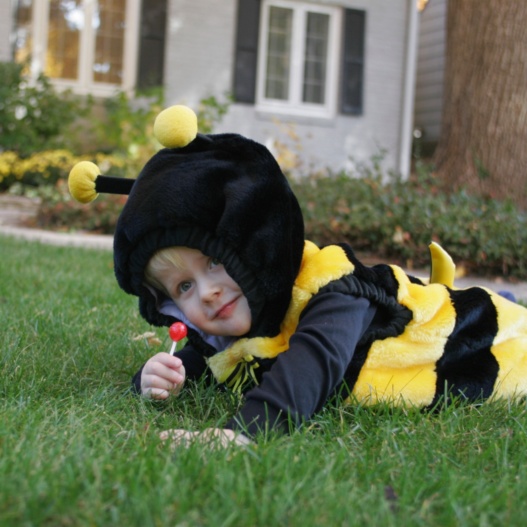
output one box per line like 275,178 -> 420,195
434,0 -> 527,208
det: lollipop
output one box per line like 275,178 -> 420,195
168,322 -> 188,355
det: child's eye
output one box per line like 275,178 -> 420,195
210,258 -> 222,268
178,281 -> 192,294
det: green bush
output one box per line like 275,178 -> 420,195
35,179 -> 128,234
90,90 -> 230,155
290,163 -> 527,278
15,159 -> 526,280
90,90 -> 164,156
3,92 -> 233,233
0,150 -> 132,192
0,61 -> 90,156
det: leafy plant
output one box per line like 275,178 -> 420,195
3,75 -> 525,280
0,150 -> 131,192
90,91 -> 231,156
33,179 -> 128,234
289,161 -> 527,278
91,89 -> 164,156
0,61 -> 90,156
197,93 -> 232,134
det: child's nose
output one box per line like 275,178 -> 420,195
199,279 -> 221,302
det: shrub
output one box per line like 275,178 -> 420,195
90,89 -> 164,156
290,163 -> 527,278
0,150 -> 132,192
89,91 -> 231,156
0,61 -> 90,156
5,93 -> 233,233
17,159 -> 527,280
34,179 -> 128,234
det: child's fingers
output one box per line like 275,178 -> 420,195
153,352 -> 183,368
145,359 -> 184,385
158,428 -> 252,449
141,371 -> 184,399
159,429 -> 197,441
144,387 -> 171,400
159,429 -> 199,448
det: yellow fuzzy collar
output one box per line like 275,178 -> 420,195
207,241 -> 354,384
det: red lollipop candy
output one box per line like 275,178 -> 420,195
168,322 -> 187,355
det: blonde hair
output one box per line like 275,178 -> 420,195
144,247 -> 187,296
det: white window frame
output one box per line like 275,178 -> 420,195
21,0 -> 140,97
256,0 -> 342,119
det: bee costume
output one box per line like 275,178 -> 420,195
69,106 -> 527,438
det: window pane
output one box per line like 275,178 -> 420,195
265,6 -> 292,100
93,0 -> 126,84
303,12 -> 329,104
13,0 -> 34,68
46,0 -> 82,80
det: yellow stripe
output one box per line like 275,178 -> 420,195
352,266 -> 456,406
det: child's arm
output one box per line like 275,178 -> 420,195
160,292 -> 376,446
157,293 -> 375,446
225,292 -> 377,437
159,292 -> 375,446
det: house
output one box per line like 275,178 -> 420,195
413,0 -> 446,148
2,0 -> 419,177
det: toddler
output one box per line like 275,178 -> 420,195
69,105 -> 527,447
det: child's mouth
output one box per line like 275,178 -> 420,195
214,298 -> 238,319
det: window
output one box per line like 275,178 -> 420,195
233,0 -> 365,116
257,1 -> 341,118
13,0 -> 141,97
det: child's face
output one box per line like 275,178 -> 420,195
154,247 -> 252,337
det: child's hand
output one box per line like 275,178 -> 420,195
140,352 -> 186,400
159,428 -> 252,449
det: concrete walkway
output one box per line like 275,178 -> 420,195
2,224 -> 527,302
0,224 -> 113,250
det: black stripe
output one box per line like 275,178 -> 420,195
428,287 -> 499,408
330,262 -> 413,399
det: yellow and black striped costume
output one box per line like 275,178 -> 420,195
208,240 -> 527,408
69,105 -> 527,433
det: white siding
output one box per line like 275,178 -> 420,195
414,0 -> 447,141
164,0 -> 414,177
164,0 -> 237,107
0,0 -> 14,61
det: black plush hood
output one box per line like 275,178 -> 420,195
111,114 -> 304,337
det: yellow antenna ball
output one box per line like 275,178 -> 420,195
154,105 -> 198,148
68,161 -> 100,203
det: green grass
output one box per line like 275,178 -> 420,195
2,234 -> 527,526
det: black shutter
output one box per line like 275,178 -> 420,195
233,0 -> 261,103
137,0 -> 167,90
340,9 -> 365,115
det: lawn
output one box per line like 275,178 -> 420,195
1,234 -> 527,527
